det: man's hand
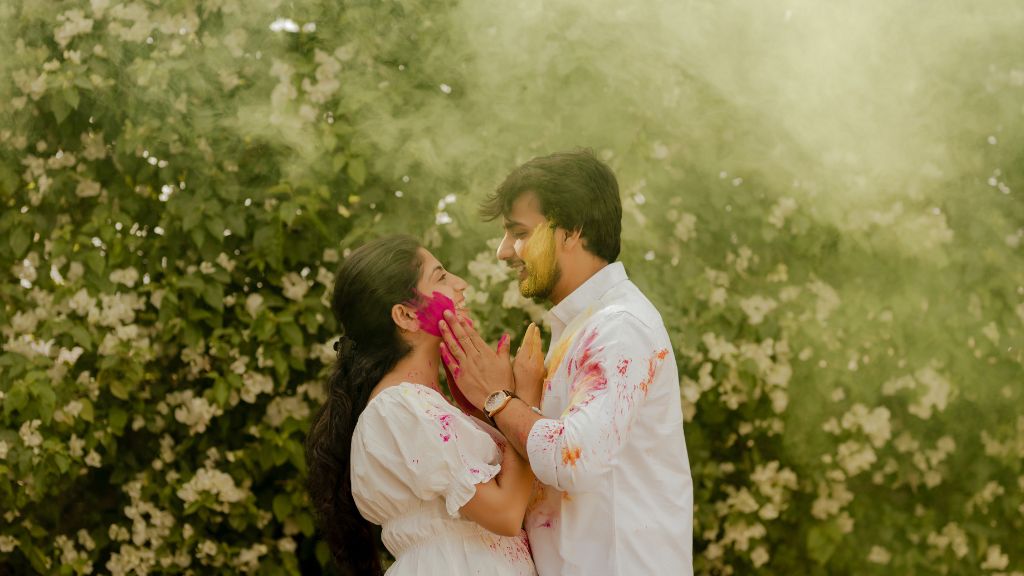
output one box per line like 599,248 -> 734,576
512,323 -> 545,408
439,310 -> 514,410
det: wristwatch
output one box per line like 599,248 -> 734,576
483,390 -> 515,418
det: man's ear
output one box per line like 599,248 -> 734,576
391,303 -> 420,333
561,227 -> 585,251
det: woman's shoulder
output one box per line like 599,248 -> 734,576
357,382 -> 460,434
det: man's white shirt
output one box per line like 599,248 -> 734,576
524,262 -> 694,575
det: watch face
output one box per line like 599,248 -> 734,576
485,391 -> 506,412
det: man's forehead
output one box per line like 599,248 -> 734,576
503,191 -> 543,226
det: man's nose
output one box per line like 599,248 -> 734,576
496,234 -> 515,261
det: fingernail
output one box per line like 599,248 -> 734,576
497,333 -> 510,352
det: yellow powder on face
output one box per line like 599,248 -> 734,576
519,222 -> 558,298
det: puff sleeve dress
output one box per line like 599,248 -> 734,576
350,382 -> 536,575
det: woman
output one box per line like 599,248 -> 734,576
305,235 -> 544,575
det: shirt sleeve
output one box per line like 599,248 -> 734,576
354,386 -> 502,518
526,312 -> 671,491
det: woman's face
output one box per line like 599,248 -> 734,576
415,248 -> 468,308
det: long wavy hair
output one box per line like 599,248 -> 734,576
305,235 -> 423,575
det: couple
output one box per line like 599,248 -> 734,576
305,150 -> 694,575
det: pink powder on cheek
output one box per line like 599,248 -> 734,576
412,290 -> 456,337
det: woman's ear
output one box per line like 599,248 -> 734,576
391,303 -> 420,333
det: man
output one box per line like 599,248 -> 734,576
439,149 -> 693,575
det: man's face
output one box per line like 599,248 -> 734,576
495,192 -> 561,300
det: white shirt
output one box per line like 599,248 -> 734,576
524,262 -> 694,576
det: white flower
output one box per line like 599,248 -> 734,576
245,293 -> 264,317
241,372 -> 273,403
19,419 -> 43,448
69,434 -> 85,458
109,267 -> 139,287
868,546 -> 892,564
750,546 -> 770,568
264,396 -> 310,427
216,252 -> 236,273
0,535 -> 18,553
63,400 -> 84,419
836,440 -> 876,477
57,346 -> 85,365
768,197 -> 797,229
85,449 -> 102,467
176,467 -> 249,506
739,295 -> 777,326
55,9 -> 94,47
980,545 -> 1009,571
172,392 -> 223,434
197,539 -> 217,558
807,278 -> 841,323
0,440 -> 8,459
281,272 -> 310,301
68,288 -> 95,315
199,261 -> 216,274
673,212 -> 697,242
75,179 -> 102,198
235,543 -> 269,573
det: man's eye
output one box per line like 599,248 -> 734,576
439,272 -> 448,281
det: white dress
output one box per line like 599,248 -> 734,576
350,382 -> 537,575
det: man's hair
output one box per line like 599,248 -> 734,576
480,149 -> 622,263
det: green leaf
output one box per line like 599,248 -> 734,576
69,325 -> 93,348
315,541 -> 331,566
109,407 -> 128,433
296,512 -> 315,536
8,227 -> 30,257
346,157 -> 366,186
273,494 -> 293,521
807,522 -> 843,565
65,87 -> 81,110
279,321 -> 303,348
202,282 -> 225,312
109,378 -> 133,400
213,378 -> 229,406
79,398 -> 94,422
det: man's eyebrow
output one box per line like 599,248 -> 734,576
431,264 -> 444,278
503,218 -> 526,230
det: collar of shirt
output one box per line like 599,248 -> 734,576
544,261 -> 629,345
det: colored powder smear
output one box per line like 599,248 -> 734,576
519,222 -> 558,298
410,290 -> 476,414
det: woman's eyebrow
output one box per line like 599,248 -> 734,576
431,264 -> 445,278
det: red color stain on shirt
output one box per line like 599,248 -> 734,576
617,358 -> 631,375
438,413 -> 453,442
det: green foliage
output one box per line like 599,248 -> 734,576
1,0 -> 1022,574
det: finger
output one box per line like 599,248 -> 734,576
439,320 -> 469,361
440,342 -> 460,369
496,333 -> 511,362
442,310 -> 480,354
440,343 -> 462,379
525,323 -> 539,360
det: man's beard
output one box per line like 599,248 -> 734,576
518,223 -> 559,300
520,259 -> 560,300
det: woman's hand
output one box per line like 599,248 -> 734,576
439,310 -> 514,410
512,323 -> 545,408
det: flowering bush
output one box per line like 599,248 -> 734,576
2,0 -> 1022,574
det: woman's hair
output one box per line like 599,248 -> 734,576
305,235 -> 423,575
